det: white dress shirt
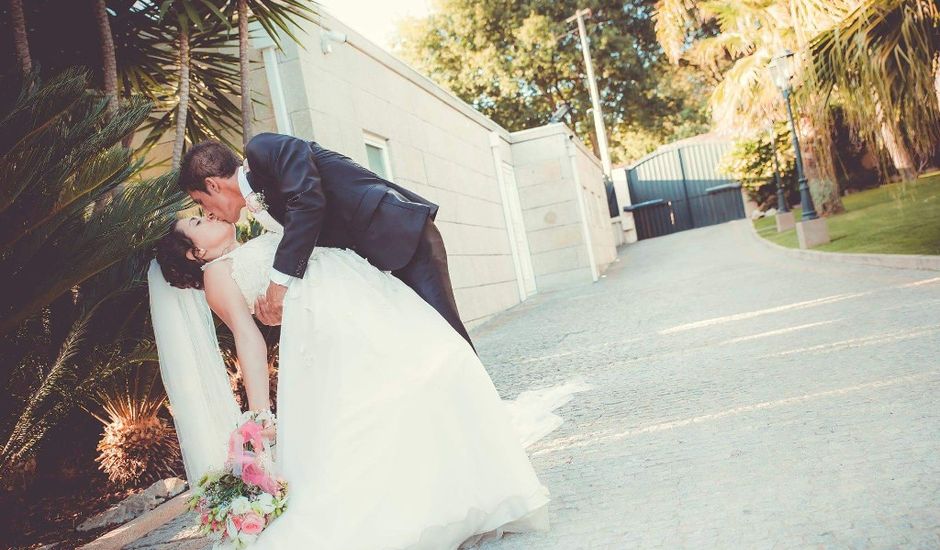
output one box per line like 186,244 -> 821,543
238,166 -> 293,287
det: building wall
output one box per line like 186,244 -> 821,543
611,167 -> 638,244
510,124 -> 617,291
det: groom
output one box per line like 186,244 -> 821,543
178,132 -> 474,351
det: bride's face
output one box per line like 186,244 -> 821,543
179,216 -> 236,262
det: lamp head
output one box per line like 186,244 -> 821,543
769,49 -> 795,93
549,102 -> 573,123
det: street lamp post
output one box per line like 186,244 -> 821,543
768,50 -> 817,221
768,49 -> 829,248
768,123 -> 795,232
767,125 -> 789,214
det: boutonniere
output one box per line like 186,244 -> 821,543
246,191 -> 268,213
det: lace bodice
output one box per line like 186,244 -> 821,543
203,210 -> 377,313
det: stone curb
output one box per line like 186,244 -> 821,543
78,490 -> 192,550
739,219 -> 940,272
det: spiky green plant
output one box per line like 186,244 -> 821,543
87,365 -> 182,487
0,68 -> 187,483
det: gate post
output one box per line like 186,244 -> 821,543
676,148 -> 695,229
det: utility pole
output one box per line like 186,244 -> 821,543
566,8 -> 612,177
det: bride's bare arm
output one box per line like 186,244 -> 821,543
203,261 -> 271,412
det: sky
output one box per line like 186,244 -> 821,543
317,0 -> 434,51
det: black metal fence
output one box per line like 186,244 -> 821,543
624,142 -> 746,240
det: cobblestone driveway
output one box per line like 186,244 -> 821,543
131,221 -> 940,549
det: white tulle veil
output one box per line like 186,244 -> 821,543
147,259 -> 240,483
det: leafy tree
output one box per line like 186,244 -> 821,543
654,0 -> 847,214
393,0 -> 711,165
719,122 -> 797,209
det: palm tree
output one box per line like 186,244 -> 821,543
9,0 -> 31,74
158,0 -> 232,167
171,22 -> 191,167
0,69 -> 184,335
94,0 -> 119,117
238,0 -> 251,145
809,0 -> 940,181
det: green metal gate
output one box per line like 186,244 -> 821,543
625,141 -> 745,240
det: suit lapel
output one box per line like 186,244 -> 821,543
244,168 -> 261,194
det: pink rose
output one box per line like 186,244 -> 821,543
231,514 -> 243,530
239,512 -> 266,535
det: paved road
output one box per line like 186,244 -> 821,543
129,221 -> 940,549
477,221 -> 940,549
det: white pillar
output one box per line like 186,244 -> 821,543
566,135 -> 600,282
490,132 -> 528,302
261,46 -> 292,135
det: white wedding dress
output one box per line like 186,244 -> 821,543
192,211 -> 586,549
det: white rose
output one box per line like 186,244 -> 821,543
253,492 -> 276,514
230,496 -> 252,515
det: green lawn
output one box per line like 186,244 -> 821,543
753,172 -> 940,255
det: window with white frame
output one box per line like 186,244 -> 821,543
363,132 -> 393,182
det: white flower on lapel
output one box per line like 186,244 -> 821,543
246,191 -> 268,214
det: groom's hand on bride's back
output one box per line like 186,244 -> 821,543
255,282 -> 287,326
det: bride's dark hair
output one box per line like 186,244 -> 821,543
155,220 -> 206,290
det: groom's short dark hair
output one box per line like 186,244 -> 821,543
178,141 -> 241,193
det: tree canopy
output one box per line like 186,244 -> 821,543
393,0 -> 712,164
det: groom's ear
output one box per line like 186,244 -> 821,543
204,177 -> 222,195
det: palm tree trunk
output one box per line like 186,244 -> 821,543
10,0 -> 32,75
875,100 -> 917,182
798,116 -> 845,216
238,0 -> 252,147
934,54 -> 940,115
172,27 -> 191,169
93,0 -> 119,118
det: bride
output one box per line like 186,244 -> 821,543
149,208 -> 586,549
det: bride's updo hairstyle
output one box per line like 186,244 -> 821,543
155,220 -> 206,290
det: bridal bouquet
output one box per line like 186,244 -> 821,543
187,410 -> 288,549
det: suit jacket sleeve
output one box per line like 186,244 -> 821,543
246,133 -> 325,279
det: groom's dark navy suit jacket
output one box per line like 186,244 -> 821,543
244,133 -> 438,279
